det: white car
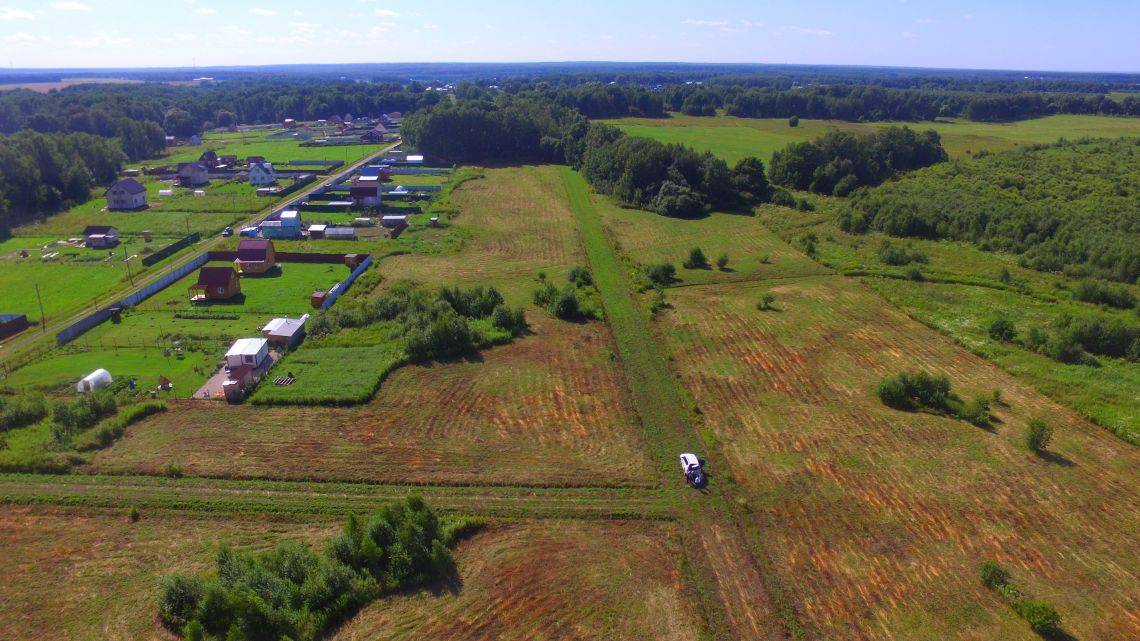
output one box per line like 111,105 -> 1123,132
679,452 -> 707,488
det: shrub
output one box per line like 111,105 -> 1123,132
906,267 -> 925,281
652,180 -> 705,217
533,282 -> 559,308
757,294 -> 776,311
128,506 -> 140,522
1018,600 -> 1062,636
877,239 -> 928,266
683,247 -> 709,269
405,309 -> 476,361
164,461 -> 183,478
788,115 -> 799,127
645,263 -> 677,286
567,266 -> 593,287
979,560 -> 1010,589
958,394 -> 993,428
876,375 -> 913,410
716,254 -> 729,270
491,305 -> 528,337
158,573 -> 205,629
1025,418 -> 1053,453
0,393 -> 48,432
552,285 -> 583,320
797,233 -> 818,257
988,318 -> 1017,342
1072,279 -> 1137,309
998,267 -> 1012,284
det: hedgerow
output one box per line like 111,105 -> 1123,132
978,560 -> 1062,637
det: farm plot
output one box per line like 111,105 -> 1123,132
0,505 -> 340,641
593,200 -> 830,285
88,315 -> 655,487
163,136 -> 383,166
140,261 -> 350,314
658,277 -> 1140,641
331,521 -> 700,641
602,113 -> 1140,164
0,258 -> 126,325
378,166 -> 585,287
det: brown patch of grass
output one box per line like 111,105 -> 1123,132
332,520 -> 701,641
0,505 -> 337,641
87,315 -> 653,487
659,276 -> 1140,641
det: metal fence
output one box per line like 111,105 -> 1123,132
320,255 -> 374,310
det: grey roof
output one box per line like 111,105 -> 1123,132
107,177 -> 146,195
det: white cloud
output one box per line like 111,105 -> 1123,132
914,17 -> 934,24
683,18 -> 759,33
196,7 -> 217,15
375,9 -> 399,17
963,14 -> 974,21
49,1 -> 89,11
784,26 -> 834,37
0,7 -> 34,20
251,8 -> 277,17
3,31 -> 47,46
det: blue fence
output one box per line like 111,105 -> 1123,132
55,253 -> 210,346
320,255 -> 373,311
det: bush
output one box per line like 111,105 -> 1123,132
757,294 -> 776,311
1018,600 -> 1062,636
988,318 -> 1017,342
683,247 -> 709,269
906,267 -> 925,281
567,266 -> 593,287
876,375 -> 913,410
1025,418 -> 1053,453
979,560 -> 1010,590
552,285 -> 583,320
652,180 -> 706,217
128,506 -> 140,522
715,253 -> 729,270
959,394 -> 993,428
645,263 -> 677,286
158,573 -> 205,629
1072,279 -> 1137,309
877,370 -> 990,425
0,393 -> 48,432
491,305 -> 528,337
877,239 -> 928,266
164,461 -> 183,478
405,309 -> 476,361
788,115 -> 799,127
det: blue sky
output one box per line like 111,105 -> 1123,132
0,0 -> 1136,72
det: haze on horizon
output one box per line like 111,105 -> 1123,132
0,0 -> 1137,74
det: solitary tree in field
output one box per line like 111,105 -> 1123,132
716,254 -> 729,270
757,294 -> 776,311
684,247 -> 709,269
1026,419 -> 1054,453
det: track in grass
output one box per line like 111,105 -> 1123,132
659,276 -> 1140,640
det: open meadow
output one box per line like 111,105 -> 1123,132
602,113 -> 1140,164
655,276 -> 1140,640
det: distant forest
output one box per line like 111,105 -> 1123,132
1,67 -> 1138,235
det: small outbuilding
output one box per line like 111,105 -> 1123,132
308,224 -> 327,239
380,215 -> 408,229
261,314 -> 309,348
105,178 -> 148,211
77,368 -> 113,393
199,150 -> 220,168
0,313 -> 30,340
324,226 -> 357,240
234,238 -> 276,275
83,225 -> 120,249
189,266 -> 241,302
350,175 -> 381,206
225,337 -> 270,370
261,210 -> 302,239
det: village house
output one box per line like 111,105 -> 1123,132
360,129 -> 386,143
198,150 -> 220,168
260,210 -> 302,239
83,225 -> 120,249
219,154 -> 239,167
234,238 -> 276,274
176,162 -> 210,187
248,162 -> 277,187
221,337 -> 273,402
189,266 -> 241,302
104,178 -> 148,211
246,155 -> 266,165
350,175 -> 381,207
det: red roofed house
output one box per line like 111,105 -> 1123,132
234,239 -> 276,275
105,178 -> 148,211
189,266 -> 241,302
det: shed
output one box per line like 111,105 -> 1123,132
176,162 -> 209,187
261,314 -> 309,348
189,266 -> 241,302
225,338 -> 269,370
405,154 -> 424,164
105,178 -> 148,211
77,368 -> 113,393
324,227 -> 357,240
234,238 -> 276,274
83,225 -> 120,249
0,313 -> 30,340
308,224 -> 327,239
380,215 -> 408,229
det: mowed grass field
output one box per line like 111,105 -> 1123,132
331,521 -> 700,641
163,134 -> 382,165
0,258 -> 126,325
89,314 -> 654,487
657,276 -> 1140,640
0,505 -> 339,641
602,113 -> 1140,164
141,261 -> 350,314
0,507 -> 699,641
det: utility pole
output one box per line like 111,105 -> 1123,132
124,253 -> 135,286
35,283 -> 46,332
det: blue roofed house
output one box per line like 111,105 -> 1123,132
260,210 -> 302,239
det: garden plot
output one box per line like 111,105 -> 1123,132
89,315 -> 655,488
140,261 -> 350,314
658,276 -> 1140,641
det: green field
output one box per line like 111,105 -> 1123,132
163,133 -> 383,166
0,259 -> 126,325
141,261 -> 350,314
602,113 -> 1140,164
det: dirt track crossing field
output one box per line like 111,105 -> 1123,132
659,276 -> 1140,640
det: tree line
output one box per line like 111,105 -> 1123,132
838,138 -> 1140,283
0,130 -> 128,235
768,126 -> 948,196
